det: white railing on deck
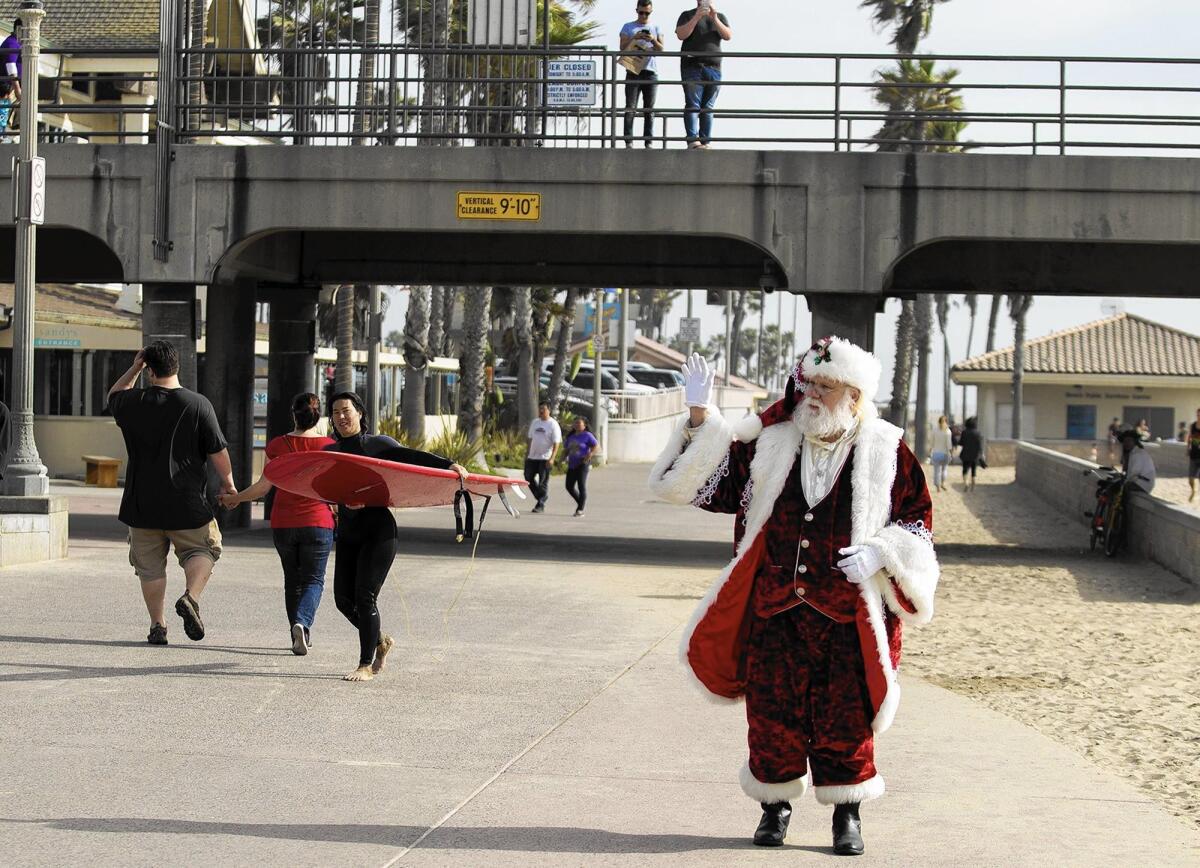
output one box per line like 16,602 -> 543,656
609,387 -> 685,422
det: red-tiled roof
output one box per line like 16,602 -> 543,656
0,283 -> 139,328
952,313 -> 1200,377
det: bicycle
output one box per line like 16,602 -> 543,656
1083,466 -> 1127,557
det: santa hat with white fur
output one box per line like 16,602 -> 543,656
734,335 -> 883,442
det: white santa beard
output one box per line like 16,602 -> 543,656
794,393 -> 858,440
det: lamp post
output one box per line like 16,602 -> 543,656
4,1 -> 48,496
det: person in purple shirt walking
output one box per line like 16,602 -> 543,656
563,417 -> 599,517
0,20 -> 22,141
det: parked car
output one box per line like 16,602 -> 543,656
575,363 -> 658,394
629,368 -> 685,390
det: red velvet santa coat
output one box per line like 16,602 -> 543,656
648,405 -> 938,736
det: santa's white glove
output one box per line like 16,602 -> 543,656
682,352 -> 715,408
836,544 -> 883,584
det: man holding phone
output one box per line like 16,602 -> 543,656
676,0 -> 731,148
619,1 -> 664,148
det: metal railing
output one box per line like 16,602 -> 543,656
18,43 -> 1200,155
158,44 -> 1200,155
608,387 -> 684,423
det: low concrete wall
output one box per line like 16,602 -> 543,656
0,496 -> 69,567
34,417 -> 128,482
992,438 -> 1190,473
607,413 -> 686,463
1016,441 -> 1199,583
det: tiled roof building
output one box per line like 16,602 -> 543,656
0,1 -> 160,53
953,313 -> 1200,378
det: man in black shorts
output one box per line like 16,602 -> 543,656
108,341 -> 236,645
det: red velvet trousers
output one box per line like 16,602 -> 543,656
745,603 -> 876,790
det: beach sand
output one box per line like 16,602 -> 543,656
904,466 -> 1200,828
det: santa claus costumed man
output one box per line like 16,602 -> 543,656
648,337 -> 938,856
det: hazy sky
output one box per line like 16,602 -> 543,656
385,0 -> 1200,415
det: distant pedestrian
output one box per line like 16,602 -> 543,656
1120,429 -> 1156,494
1106,417 -> 1121,463
958,416 -> 985,491
525,403 -> 562,513
563,417 -> 599,516
675,0 -> 731,149
619,1 -> 664,148
0,20 -> 22,142
220,392 -> 335,656
930,415 -> 953,492
1187,408 -> 1200,503
1135,418 -> 1151,442
1175,421 -> 1187,443
107,341 -> 236,646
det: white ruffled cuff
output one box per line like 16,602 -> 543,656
867,522 -> 939,625
647,405 -> 733,505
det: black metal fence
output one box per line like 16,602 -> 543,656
23,0 -> 1200,154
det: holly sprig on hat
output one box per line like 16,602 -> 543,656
810,336 -> 834,365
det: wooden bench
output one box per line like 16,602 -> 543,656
82,454 -> 121,488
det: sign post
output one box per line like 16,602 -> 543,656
4,1 -> 48,496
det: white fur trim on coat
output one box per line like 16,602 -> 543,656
647,406 -> 732,505
741,761 -> 810,804
675,418 -> 803,702
732,412 -> 763,443
813,774 -> 886,805
868,523 -> 939,625
848,418 -> 906,734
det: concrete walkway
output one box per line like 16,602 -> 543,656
1,466 -> 1197,867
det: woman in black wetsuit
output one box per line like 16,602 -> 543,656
327,391 -> 467,682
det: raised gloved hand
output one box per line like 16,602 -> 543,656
682,352 -> 715,408
836,544 -> 883,585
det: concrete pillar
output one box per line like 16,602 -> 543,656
142,283 -> 198,390
806,293 -> 879,351
265,289 -> 318,441
203,279 -> 256,529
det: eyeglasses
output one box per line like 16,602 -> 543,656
801,380 -> 843,397
637,10 -> 651,15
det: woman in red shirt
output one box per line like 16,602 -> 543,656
221,392 -> 335,655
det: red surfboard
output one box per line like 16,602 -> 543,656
263,450 -> 529,511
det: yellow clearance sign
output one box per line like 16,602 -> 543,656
456,191 -> 541,221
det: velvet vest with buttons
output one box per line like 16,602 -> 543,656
752,444 -> 858,622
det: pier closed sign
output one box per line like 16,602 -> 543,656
457,191 -> 542,221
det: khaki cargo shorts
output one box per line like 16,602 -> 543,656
128,520 -> 223,581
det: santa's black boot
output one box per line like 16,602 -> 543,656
753,801 -> 792,847
832,802 -> 864,856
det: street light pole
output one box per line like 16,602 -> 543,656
4,1 -> 48,497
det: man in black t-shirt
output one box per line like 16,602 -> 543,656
108,340 -> 237,646
675,0 -> 731,148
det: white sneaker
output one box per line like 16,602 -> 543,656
291,623 -> 308,656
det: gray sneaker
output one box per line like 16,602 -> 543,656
291,623 -> 308,656
174,592 -> 205,641
147,623 -> 168,646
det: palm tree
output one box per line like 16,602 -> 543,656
1008,294 -> 1034,439
887,299 -> 916,430
402,287 -> 432,438
872,58 -> 966,152
935,295 -> 952,421
256,1 -> 366,141
335,284 -> 355,394
458,287 -> 492,444
427,286 -> 446,412
545,288 -> 579,414
961,292 -> 978,419
985,294 -> 1001,352
913,294 -> 933,457
352,0 -> 382,145
860,0 -> 952,55
513,288 -> 538,432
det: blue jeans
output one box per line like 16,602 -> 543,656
682,64 -> 721,144
272,526 -> 333,629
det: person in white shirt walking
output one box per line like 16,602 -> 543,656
929,415 -> 954,492
525,403 -> 563,513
